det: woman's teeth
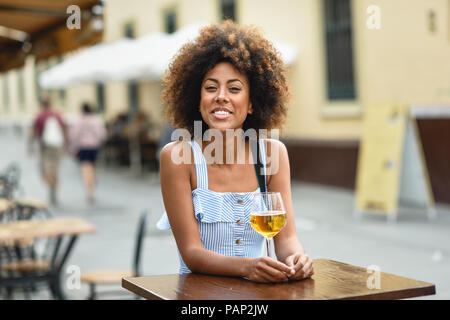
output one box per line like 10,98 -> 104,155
213,110 -> 230,115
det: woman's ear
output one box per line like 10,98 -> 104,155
248,102 -> 253,114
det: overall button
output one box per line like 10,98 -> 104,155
235,239 -> 241,245
237,199 -> 243,204
236,219 -> 241,225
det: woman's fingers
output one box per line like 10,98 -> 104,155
286,253 -> 305,275
292,254 -> 305,273
289,254 -> 313,280
301,258 -> 313,278
258,258 -> 290,282
251,257 -> 292,282
248,256 -> 314,283
265,257 -> 295,275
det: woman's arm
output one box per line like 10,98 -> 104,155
160,141 -> 294,282
266,139 -> 314,280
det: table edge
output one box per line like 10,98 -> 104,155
0,217 -> 97,241
122,277 -> 166,300
338,284 -> 436,300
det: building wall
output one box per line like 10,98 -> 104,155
241,0 -> 450,140
1,56 -> 38,128
356,0 -> 450,107
0,0 -> 449,136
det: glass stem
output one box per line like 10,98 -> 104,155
266,237 -> 272,259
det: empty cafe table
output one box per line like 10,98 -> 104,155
122,259 -> 435,300
0,217 -> 96,299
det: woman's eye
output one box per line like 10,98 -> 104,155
229,87 -> 241,92
205,86 -> 217,91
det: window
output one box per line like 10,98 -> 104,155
34,61 -> 42,103
124,22 -> 135,38
3,77 -> 9,112
165,10 -> 177,34
123,22 -> 139,114
96,83 -> 105,113
323,0 -> 356,100
128,81 -> 139,114
18,70 -> 25,110
221,0 -> 236,21
57,56 -> 66,106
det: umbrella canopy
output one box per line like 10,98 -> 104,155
39,22 -> 298,89
39,38 -> 135,88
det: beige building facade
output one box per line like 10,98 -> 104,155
1,0 -> 449,139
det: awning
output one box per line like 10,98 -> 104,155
39,22 -> 299,89
0,0 -> 103,73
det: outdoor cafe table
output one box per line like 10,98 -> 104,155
0,217 -> 96,299
122,259 -> 435,300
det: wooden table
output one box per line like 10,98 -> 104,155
0,217 -> 96,299
122,259 -> 435,300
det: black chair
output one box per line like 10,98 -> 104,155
0,204 -> 56,299
0,162 -> 22,199
0,162 -> 57,299
80,210 -> 149,299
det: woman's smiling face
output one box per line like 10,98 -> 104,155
199,62 -> 253,132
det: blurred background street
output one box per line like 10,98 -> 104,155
1,0 -> 449,300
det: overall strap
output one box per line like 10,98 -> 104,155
251,139 -> 268,193
189,140 -> 208,189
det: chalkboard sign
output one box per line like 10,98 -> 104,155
354,102 -> 435,222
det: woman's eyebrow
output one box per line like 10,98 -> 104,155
227,79 -> 243,84
204,78 -> 244,84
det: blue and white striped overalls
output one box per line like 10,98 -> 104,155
157,140 -> 267,273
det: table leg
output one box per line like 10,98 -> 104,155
49,235 -> 79,300
50,236 -> 63,267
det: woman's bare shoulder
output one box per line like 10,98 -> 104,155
263,138 -> 288,158
160,141 -> 194,172
262,139 -> 289,180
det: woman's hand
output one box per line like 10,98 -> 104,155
245,256 -> 295,283
284,253 -> 314,281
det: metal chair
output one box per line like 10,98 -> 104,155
0,163 -> 57,299
0,204 -> 56,299
0,162 -> 22,199
80,210 -> 149,299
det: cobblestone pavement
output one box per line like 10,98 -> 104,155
1,129 -> 449,300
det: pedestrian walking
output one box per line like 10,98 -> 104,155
28,96 -> 67,206
69,103 -> 106,204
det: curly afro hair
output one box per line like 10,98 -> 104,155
162,20 -> 291,135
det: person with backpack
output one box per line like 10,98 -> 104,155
29,96 -> 68,206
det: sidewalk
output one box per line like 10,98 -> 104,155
1,130 -> 449,300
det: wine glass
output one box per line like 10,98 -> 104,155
250,192 -> 287,259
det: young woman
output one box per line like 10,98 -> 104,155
158,20 -> 313,283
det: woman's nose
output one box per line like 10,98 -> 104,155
215,90 -> 228,103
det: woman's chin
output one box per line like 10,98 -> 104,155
206,124 -> 243,134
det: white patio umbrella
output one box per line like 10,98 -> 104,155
113,22 -> 208,81
39,22 -> 298,88
39,39 -> 135,89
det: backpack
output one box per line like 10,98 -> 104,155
42,116 -> 64,148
